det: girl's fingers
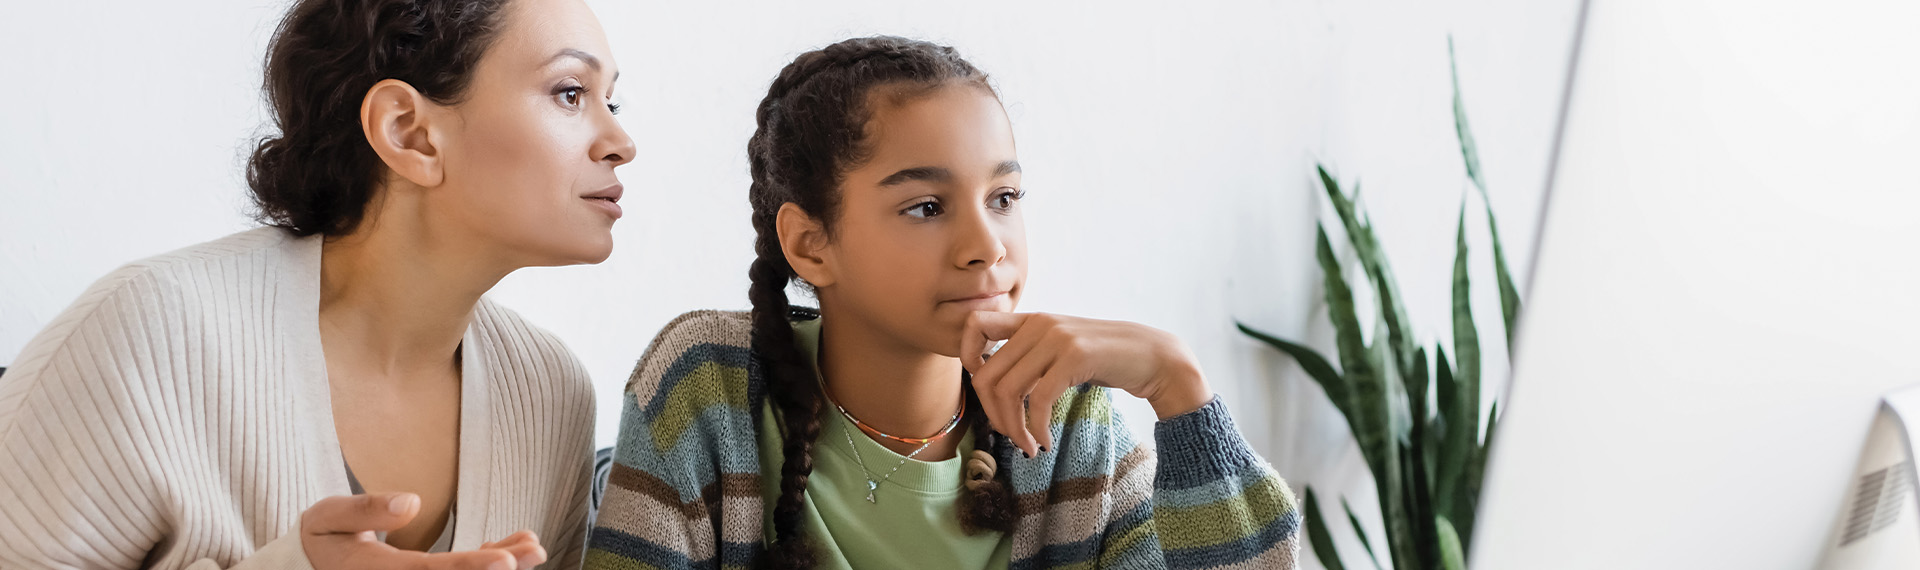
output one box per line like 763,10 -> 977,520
970,316 -> 1047,391
987,339 -> 1055,456
1027,364 -> 1077,454
960,311 -> 1029,374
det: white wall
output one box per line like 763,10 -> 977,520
0,2 -> 1578,567
1472,1 -> 1920,568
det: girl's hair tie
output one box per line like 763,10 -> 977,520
964,449 -> 998,487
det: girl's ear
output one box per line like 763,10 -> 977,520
777,202 -> 836,288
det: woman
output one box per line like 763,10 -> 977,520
0,0 -> 632,568
587,36 -> 1300,570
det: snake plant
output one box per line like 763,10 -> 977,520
1237,38 -> 1520,570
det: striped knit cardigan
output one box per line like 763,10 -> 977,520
586,310 -> 1300,570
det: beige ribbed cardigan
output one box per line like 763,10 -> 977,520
0,228 -> 596,569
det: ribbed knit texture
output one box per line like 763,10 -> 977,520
0,227 -> 597,570
585,310 -> 1301,570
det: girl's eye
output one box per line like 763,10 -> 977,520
904,200 -> 944,219
557,86 -> 584,109
608,101 -> 623,115
992,189 -> 1026,211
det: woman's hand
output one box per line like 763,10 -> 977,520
300,493 -> 546,570
960,312 -> 1214,457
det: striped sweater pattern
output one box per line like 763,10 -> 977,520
585,310 -> 1300,569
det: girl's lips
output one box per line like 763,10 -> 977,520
941,291 -> 1011,309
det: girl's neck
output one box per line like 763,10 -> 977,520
816,313 -> 969,460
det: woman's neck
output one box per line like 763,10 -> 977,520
816,313 -> 969,459
317,195 -> 511,379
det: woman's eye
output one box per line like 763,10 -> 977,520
905,201 -> 944,219
558,87 -> 583,109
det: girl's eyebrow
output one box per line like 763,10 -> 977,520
878,161 -> 1021,188
878,166 -> 950,187
993,160 -> 1022,177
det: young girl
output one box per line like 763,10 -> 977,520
587,36 -> 1299,569
0,0 -> 630,567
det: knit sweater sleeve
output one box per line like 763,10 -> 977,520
1101,396 -> 1303,570
586,311 -> 761,570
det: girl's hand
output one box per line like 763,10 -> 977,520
300,492 -> 547,570
960,311 -> 1214,457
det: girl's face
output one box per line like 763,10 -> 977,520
811,85 -> 1028,357
427,0 -> 634,266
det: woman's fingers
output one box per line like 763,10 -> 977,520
481,531 -> 547,569
407,549 -> 518,570
301,494 -> 539,570
302,493 -> 419,536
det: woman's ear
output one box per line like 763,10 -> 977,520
778,202 -> 836,288
359,79 -> 445,188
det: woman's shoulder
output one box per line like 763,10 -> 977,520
0,227 -> 310,422
4,228 -> 307,377
468,298 -> 594,392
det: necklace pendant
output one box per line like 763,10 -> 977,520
865,480 -> 878,503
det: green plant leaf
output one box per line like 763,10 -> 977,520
1237,322 -> 1346,399
1455,401 -> 1501,551
1437,516 -> 1467,570
1315,224 -> 1395,484
1399,440 -> 1441,570
1373,317 -> 1411,445
1450,37 -> 1524,352
1304,488 -> 1349,570
1342,497 -> 1386,570
1314,221 -> 1417,570
1236,321 -> 1364,446
1431,346 -> 1457,518
1486,205 -> 1523,352
1318,166 -> 1419,383
1445,202 -> 1484,554
1449,36 -> 1486,196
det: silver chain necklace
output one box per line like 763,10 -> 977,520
840,423 -> 938,503
825,390 -> 965,504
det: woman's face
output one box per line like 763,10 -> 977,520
813,84 -> 1029,357
430,0 -> 634,266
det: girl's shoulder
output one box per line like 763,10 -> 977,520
623,309 -> 758,412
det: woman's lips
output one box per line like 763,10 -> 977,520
583,196 -> 622,219
582,184 -> 623,219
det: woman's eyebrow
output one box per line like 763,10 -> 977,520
545,48 -> 602,71
544,48 -> 620,84
993,160 -> 1022,177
